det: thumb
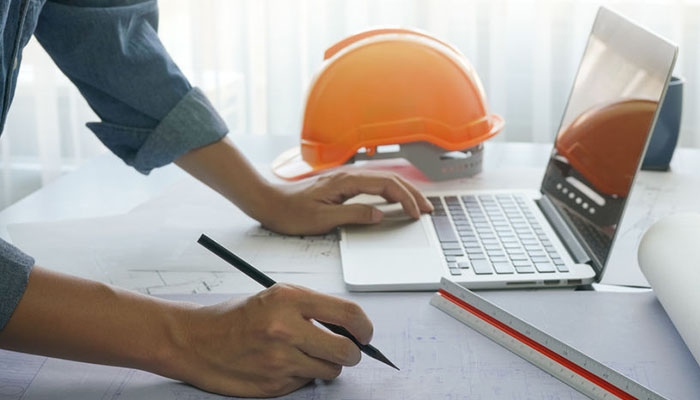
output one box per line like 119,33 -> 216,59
326,203 -> 384,226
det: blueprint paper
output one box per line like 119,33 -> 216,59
7,291 -> 700,400
604,172 -> 700,287
8,206 -> 339,277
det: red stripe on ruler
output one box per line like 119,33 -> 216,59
438,289 -> 636,400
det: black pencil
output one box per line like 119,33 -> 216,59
197,233 -> 399,371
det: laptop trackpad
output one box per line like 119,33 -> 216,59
345,219 -> 431,250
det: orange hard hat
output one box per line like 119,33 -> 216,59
272,27 -> 504,181
556,99 -> 657,197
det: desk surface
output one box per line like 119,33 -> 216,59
2,138 -> 700,399
5,137 -> 700,240
0,138 -> 557,241
4,290 -> 700,400
2,138 -> 700,291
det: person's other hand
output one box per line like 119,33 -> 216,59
171,284 -> 373,397
261,171 -> 433,235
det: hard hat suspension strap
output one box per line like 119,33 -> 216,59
350,142 -> 484,181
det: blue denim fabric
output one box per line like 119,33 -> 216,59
0,0 -> 229,330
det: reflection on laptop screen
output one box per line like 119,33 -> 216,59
541,8 -> 676,271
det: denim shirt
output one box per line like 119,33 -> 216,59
0,0 -> 229,330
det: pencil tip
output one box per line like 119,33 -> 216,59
372,351 -> 400,371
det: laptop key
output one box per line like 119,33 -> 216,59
493,262 -> 515,274
555,263 -> 569,273
471,259 -> 493,275
515,264 -> 535,274
445,256 -> 457,262
531,256 -> 550,263
489,256 -> 509,263
534,262 -> 556,273
441,242 -> 462,250
527,250 -> 546,257
431,216 -> 459,243
443,249 -> 464,256
469,253 -> 486,260
449,268 -> 462,276
458,261 -> 471,269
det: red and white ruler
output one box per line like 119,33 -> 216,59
430,278 -> 665,400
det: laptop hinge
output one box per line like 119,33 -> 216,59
536,195 -> 592,265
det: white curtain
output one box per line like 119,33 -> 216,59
0,0 -> 697,208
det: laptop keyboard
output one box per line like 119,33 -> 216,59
428,194 -> 569,277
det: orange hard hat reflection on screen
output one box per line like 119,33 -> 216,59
272,28 -> 504,181
556,99 -> 657,197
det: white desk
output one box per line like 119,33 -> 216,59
2,138 -> 699,292
2,138 -> 700,399
0,137 -> 551,241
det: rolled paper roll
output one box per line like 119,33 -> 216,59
638,213 -> 700,366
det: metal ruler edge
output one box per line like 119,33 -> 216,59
429,278 -> 666,400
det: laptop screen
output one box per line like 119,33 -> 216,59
540,8 -> 677,272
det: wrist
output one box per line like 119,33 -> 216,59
148,301 -> 201,381
249,182 -> 287,230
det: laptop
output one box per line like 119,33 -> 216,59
339,7 -> 678,291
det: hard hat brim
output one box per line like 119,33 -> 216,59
272,113 -> 505,181
271,146 -> 320,181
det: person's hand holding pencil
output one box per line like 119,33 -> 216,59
169,283 -> 373,397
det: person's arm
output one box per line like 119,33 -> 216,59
33,0 -> 228,175
12,2 -> 421,397
0,266 -> 372,397
175,137 -> 433,235
35,0 -> 432,233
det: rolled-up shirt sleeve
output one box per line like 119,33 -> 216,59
33,0 -> 228,174
0,239 -> 33,331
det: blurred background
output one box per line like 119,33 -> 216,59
0,0 -> 696,208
